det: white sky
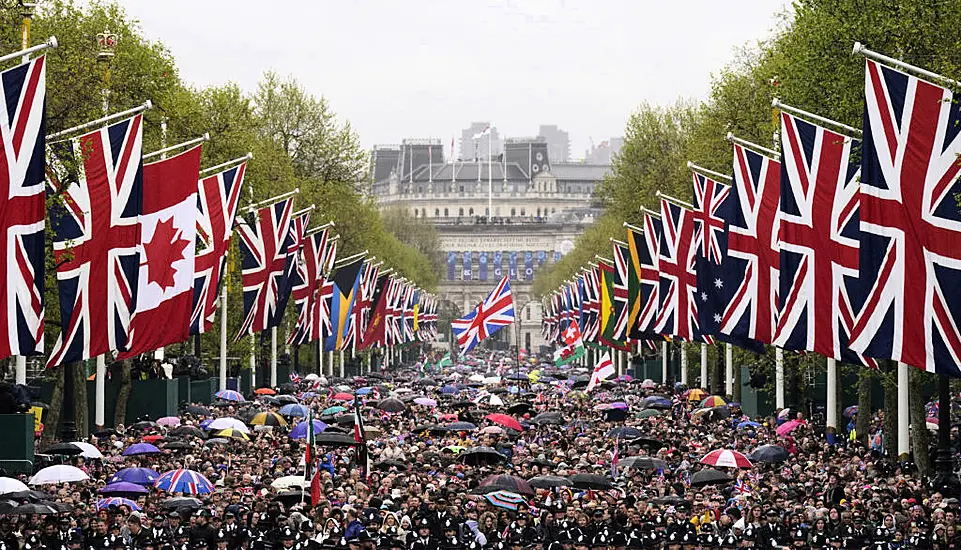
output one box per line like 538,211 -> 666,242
121,0 -> 790,159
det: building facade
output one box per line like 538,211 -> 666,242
372,136 -> 608,352
538,124 -> 571,163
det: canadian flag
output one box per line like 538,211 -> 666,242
586,352 -> 615,392
119,146 -> 202,358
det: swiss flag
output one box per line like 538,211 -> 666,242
562,320 -> 582,346
119,145 -> 202,358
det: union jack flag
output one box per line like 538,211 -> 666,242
582,268 -> 601,343
47,114 -> 144,366
272,211 -> 308,329
636,213 -> 662,335
654,200 -> 711,343
235,197 -> 294,340
287,227 -> 328,345
451,276 -> 514,353
720,141 -> 781,345
384,278 -> 403,346
190,162 -> 246,335
609,242 -> 632,341
773,112 -> 875,367
849,58 -> 961,376
344,260 -> 378,349
0,56 -> 46,359
401,284 -> 416,344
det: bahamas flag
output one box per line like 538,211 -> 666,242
325,258 -> 364,352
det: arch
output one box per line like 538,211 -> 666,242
469,207 -> 474,216
435,208 -> 440,217
413,209 -> 418,218
444,208 -> 449,217
459,207 -> 464,216
511,208 -> 516,216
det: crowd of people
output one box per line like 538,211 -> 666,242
1,352 -> 959,550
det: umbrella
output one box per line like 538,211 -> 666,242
42,442 -> 83,456
270,476 -> 306,490
154,469 -> 215,494
481,474 -> 534,496
414,377 -> 437,386
272,491 -> 308,507
204,438 -> 230,447
184,405 -> 210,416
528,475 -> 570,489
412,397 -> 437,407
737,421 -> 761,430
441,421 -> 477,432
156,416 -> 181,427
641,379 -> 657,389
377,398 -> 406,413
322,406 -> 347,415
604,408 -> 629,422
66,441 -> 103,459
29,466 -> 89,485
627,437 -> 664,450
254,388 -> 276,395
169,426 -> 205,439
608,426 -> 642,439
12,503 -> 59,514
110,468 -> 160,486
484,490 -> 525,511
122,443 -> 161,456
843,405 -> 859,418
279,404 -> 310,417
0,478 -> 28,495
700,395 -> 727,408
700,449 -> 753,469
355,387 -> 372,395
620,456 -> 668,471
640,396 -> 672,410
690,468 -> 733,487
532,412 -> 564,425
161,497 -> 203,511
685,388 -> 707,401
569,474 -> 613,490
207,418 -> 250,433
162,441 -> 193,452
213,390 -> 245,402
212,428 -> 250,441
275,395 -> 299,405
129,420 -> 159,432
489,394 -> 505,407
481,426 -> 505,435
485,414 -> 523,432
373,459 -> 408,472
97,497 -> 140,511
778,408 -> 792,419
249,411 -> 288,427
450,400 -> 475,409
439,385 -> 457,394
636,409 -> 664,419
331,392 -> 354,401
289,420 -> 329,439
3,489 -> 51,502
460,446 -> 507,466
507,403 -> 532,415
776,419 -> 803,436
315,433 -> 357,447
98,482 -> 148,496
749,445 -> 789,463
142,434 -> 164,444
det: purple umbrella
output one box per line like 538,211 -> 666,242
123,443 -> 161,456
289,420 -> 329,440
109,468 -> 161,486
413,397 -> 437,407
157,416 -> 181,427
98,482 -> 149,496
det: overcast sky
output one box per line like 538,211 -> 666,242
123,0 -> 790,159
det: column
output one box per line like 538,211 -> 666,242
14,357 -> 25,385
250,337 -> 256,388
95,355 -> 106,428
898,362 -> 910,459
826,357 -> 838,440
700,343 -> 708,390
270,327 -> 278,388
775,347 -> 785,409
661,341 -> 668,384
680,345 -> 688,385
725,344 -> 733,396
327,351 -> 334,377
339,349 -> 345,378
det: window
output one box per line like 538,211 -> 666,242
511,208 -> 516,216
413,209 -> 418,218
417,187 -> 422,194
536,208 -> 541,217
521,208 -> 526,216
526,307 -> 531,321
551,208 -> 556,214
435,208 -> 440,217
460,185 -> 464,193
444,208 -> 449,217
459,208 -> 464,216
469,208 -> 474,216
421,208 -> 426,217
496,207 -> 501,216
485,207 -> 489,217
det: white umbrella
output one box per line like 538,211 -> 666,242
304,373 -> 319,382
489,394 -> 505,407
271,475 -> 306,490
29,465 -> 89,485
484,376 -> 502,385
70,441 -> 104,459
0,477 -> 29,494
469,374 -> 486,383
207,418 -> 250,433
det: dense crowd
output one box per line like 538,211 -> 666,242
1,353 -> 959,550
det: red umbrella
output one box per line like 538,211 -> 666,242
480,474 -> 534,495
485,413 -> 523,431
331,392 -> 354,401
700,449 -> 753,469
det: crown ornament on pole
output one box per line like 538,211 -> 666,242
97,29 -> 118,60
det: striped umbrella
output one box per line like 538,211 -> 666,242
700,449 -> 753,469
249,412 -> 288,427
154,469 -> 215,494
97,497 -> 140,511
212,428 -> 250,441
214,390 -> 245,402
483,490 -> 525,511
700,395 -> 727,408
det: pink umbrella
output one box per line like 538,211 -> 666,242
776,419 -> 802,436
700,449 -> 753,469
157,417 -> 181,427
413,397 -> 437,407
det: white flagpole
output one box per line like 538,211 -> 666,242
0,36 -> 57,65
219,281 -> 228,392
270,327 -> 278,387
725,344 -> 733,395
700,343 -> 708,390
488,129 -> 493,222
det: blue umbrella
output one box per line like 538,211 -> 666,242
355,387 -> 373,395
737,421 -> 761,430
322,406 -> 347,415
279,404 -> 310,417
442,422 -> 477,431
608,426 -> 642,439
154,469 -> 215,494
122,443 -> 161,456
289,420 -> 329,439
109,468 -> 160,486
439,385 -> 457,394
214,389 -> 245,402
97,497 -> 140,511
98,482 -> 149,496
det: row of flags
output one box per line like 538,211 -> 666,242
543,48 -> 961,378
0,50 -> 436,369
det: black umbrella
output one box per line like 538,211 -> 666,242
376,398 -> 406,414
607,426 -> 642,439
528,475 -> 571,489
169,426 -> 205,439
460,446 -> 507,466
532,412 -> 564,425
411,424 -> 437,433
604,408 -> 629,422
162,497 -> 203,511
93,428 -> 121,438
506,373 -> 528,381
272,490 -> 306,507
442,421 -> 477,432
4,490 -> 52,503
749,445 -> 789,463
129,421 -> 158,431
277,383 -> 297,394
468,485 -> 505,495
627,437 -> 665,451
259,396 -> 281,406
316,433 -> 358,447
653,495 -> 687,506
12,503 -> 59,515
488,387 -> 508,394
367,373 -> 385,380
691,468 -> 733,487
569,474 -> 613,490
42,442 -> 83,456
275,395 -> 299,405
450,400 -> 475,409
373,459 -> 408,471
414,377 -> 437,387
620,456 -> 668,471
507,403 -> 532,415
184,405 -> 210,416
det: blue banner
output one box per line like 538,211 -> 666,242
493,251 -> 503,278
479,251 -> 488,281
463,251 -> 472,280
537,250 -> 546,266
509,251 -> 518,280
555,251 -> 562,262
447,251 -> 456,281
524,251 -> 534,281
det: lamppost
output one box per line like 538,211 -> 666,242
96,29 -> 118,115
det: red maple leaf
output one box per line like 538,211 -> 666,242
143,216 -> 190,291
